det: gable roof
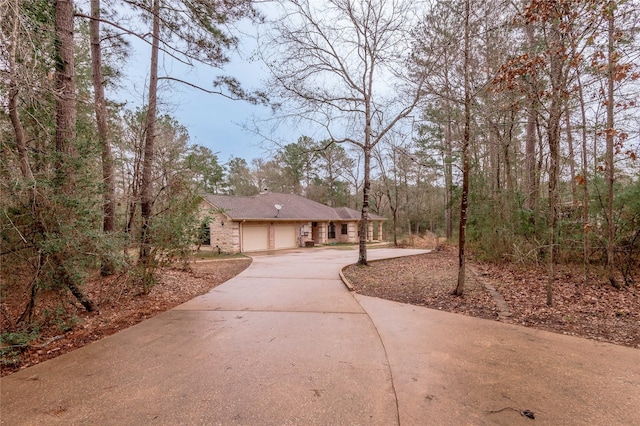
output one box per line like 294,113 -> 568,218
202,192 -> 385,221
334,206 -> 362,220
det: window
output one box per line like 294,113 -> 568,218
200,222 -> 211,245
341,224 -> 348,235
328,222 -> 336,239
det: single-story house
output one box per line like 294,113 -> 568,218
199,192 -> 386,253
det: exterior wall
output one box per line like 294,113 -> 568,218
336,222 -> 348,243
317,222 -> 328,244
348,222 -> 358,243
199,199 -> 385,252
300,222 -> 314,246
336,221 -> 358,243
208,210 -> 239,252
196,202 -> 240,253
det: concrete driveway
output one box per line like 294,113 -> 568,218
1,248 -> 638,425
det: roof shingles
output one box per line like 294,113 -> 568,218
203,193 -> 384,221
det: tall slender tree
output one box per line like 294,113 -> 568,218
138,0 -> 161,272
54,0 -> 96,311
89,0 -> 117,275
125,0 -> 263,281
605,1 -> 618,288
452,0 -> 472,296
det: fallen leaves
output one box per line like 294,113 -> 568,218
344,247 -> 498,320
488,261 -> 639,347
1,259 -> 251,377
344,246 -> 639,348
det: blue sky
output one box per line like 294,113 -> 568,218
115,25 -> 277,164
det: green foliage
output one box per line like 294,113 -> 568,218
273,136 -> 319,195
150,195 -> 202,263
614,176 -> 640,285
226,157 -> 258,195
42,307 -> 80,333
0,0 -> 131,324
1,327 -> 40,365
131,189 -> 204,292
185,145 -> 225,193
465,176 -> 548,263
191,251 -> 247,260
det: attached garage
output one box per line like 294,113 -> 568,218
242,224 -> 269,252
274,224 -> 297,250
200,192 -> 386,253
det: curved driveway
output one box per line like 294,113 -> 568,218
1,248 -> 639,425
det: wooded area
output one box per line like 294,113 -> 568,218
1,0 -> 639,351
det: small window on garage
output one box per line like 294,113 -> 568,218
328,222 -> 336,239
341,224 -> 348,235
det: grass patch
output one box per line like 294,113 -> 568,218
324,242 -> 392,250
190,251 -> 248,261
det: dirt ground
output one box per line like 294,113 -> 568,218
343,245 -> 639,348
1,259 -> 251,377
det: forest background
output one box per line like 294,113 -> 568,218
1,0 -> 639,365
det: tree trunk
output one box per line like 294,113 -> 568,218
139,0 -> 160,270
504,128 -> 514,195
547,109 -> 560,307
358,58 -> 375,265
358,144 -> 370,265
444,51 -> 454,240
605,4 -> 618,288
453,0 -> 470,296
524,0 -> 538,212
445,119 -> 453,239
546,17 -> 564,307
491,129 -> 500,196
524,103 -> 537,211
126,136 -> 144,235
392,206 -> 398,247
7,0 -> 34,182
565,110 -> 577,204
577,71 -> 590,283
55,0 -> 96,312
55,0 -> 77,190
90,0 -> 117,275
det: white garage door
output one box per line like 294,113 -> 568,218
274,225 -> 297,250
242,224 -> 269,252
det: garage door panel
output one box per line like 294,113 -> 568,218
242,225 -> 269,252
274,225 -> 297,250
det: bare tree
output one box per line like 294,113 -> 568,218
373,143 -> 401,246
262,0 -> 427,264
605,1 -> 617,288
5,0 -> 34,182
523,0 -> 539,212
452,0 -> 472,296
